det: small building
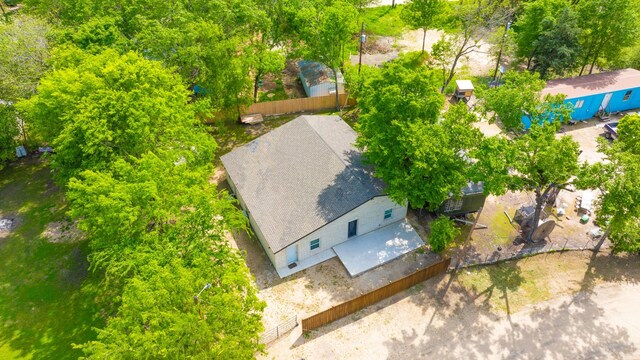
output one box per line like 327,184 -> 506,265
298,61 -> 345,98
455,80 -> 474,101
522,68 -> 640,128
437,182 -> 486,216
221,115 -> 424,278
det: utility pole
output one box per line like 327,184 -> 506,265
358,22 -> 365,75
492,21 -> 511,83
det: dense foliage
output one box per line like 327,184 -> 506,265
356,57 -> 483,209
428,215 -> 460,253
479,71 -> 573,131
576,115 -> 640,253
471,123 -> 581,241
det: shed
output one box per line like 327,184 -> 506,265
455,80 -> 474,100
437,182 -> 486,216
298,61 -> 345,98
522,69 -> 640,128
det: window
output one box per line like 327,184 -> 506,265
623,90 -> 632,101
574,100 -> 584,109
384,209 -> 393,220
310,239 -> 320,250
348,219 -> 358,238
444,198 -> 464,212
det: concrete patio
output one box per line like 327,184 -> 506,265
333,220 -> 425,277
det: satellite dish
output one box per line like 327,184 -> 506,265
530,220 -> 556,242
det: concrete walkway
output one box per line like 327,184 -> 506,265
333,220 -> 424,277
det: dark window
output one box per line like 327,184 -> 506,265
310,239 -> 320,250
384,209 -> 393,219
623,90 -> 632,101
348,220 -> 358,238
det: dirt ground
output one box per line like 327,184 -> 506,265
261,251 -> 640,359
350,29 -> 495,76
228,216 -> 441,331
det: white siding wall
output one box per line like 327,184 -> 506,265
273,196 -> 407,269
227,175 -> 277,266
308,82 -> 346,97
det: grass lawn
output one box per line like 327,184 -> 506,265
360,5 -> 407,37
0,159 -> 100,359
457,251 -> 640,314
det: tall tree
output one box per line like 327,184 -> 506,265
401,0 -> 444,53
471,122 -> 581,242
479,70 -> 573,131
356,58 -> 484,209
435,0 -> 516,93
17,49 -> 214,184
301,1 -> 358,109
529,7 -> 581,79
0,15 -> 51,102
577,0 -> 639,75
576,114 -> 640,252
0,104 -> 19,171
512,0 -> 571,70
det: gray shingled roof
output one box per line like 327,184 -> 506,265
221,115 -> 385,253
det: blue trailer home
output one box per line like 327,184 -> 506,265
522,68 -> 640,128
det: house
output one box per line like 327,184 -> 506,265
522,68 -> 640,128
298,61 -> 345,98
221,115 -> 424,278
437,182 -> 486,216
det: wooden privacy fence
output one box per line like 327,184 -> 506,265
242,93 -> 356,117
301,258 -> 451,332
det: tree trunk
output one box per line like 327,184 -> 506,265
422,28 -> 427,53
588,43 -> 603,75
392,0 -> 396,8
594,225 -> 611,253
527,186 -> 555,243
579,41 -> 594,76
442,54 -> 461,93
253,74 -> 260,102
526,54 -> 534,70
333,67 -> 340,111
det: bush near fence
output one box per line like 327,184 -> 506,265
242,93 -> 356,117
301,258 -> 451,332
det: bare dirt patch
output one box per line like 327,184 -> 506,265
0,214 -> 22,241
261,251 -> 640,359
229,226 -> 440,331
42,220 -> 84,244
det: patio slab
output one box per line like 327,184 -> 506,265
333,220 -> 424,277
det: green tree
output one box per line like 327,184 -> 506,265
529,7 -> 581,78
576,114 -> 640,253
401,0 -> 444,53
512,0 -> 571,70
0,15 -> 51,102
471,123 -> 581,242
301,1 -> 358,109
74,193 -> 265,358
357,59 -> 484,209
577,0 -> 640,75
479,70 -> 573,131
428,215 -> 460,253
0,104 -> 19,170
17,49 -> 214,184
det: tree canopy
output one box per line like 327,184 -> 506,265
576,114 -> 640,252
18,48 -> 214,184
356,57 -> 484,209
471,122 -> 581,241
479,70 -> 572,131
